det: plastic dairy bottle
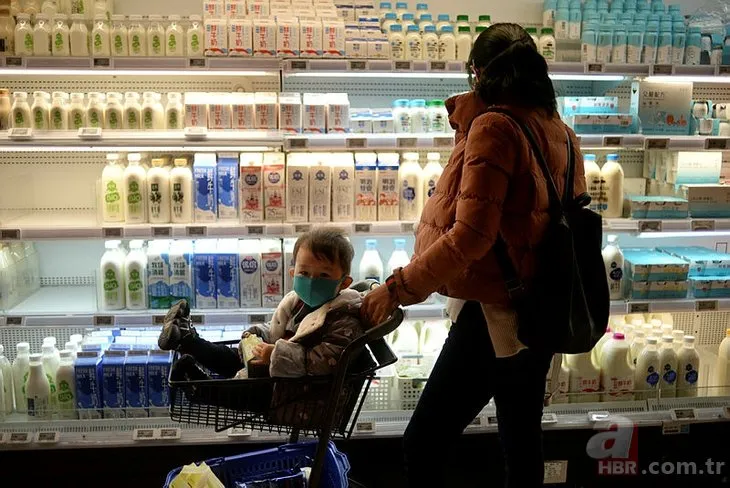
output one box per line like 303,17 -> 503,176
569,5 -> 582,40
405,25 -> 422,60
602,235 -> 625,300
0,345 -> 13,414
387,238 -> 411,273
612,25 -> 627,63
630,331 -> 646,366
26,354 -> 51,420
91,15 -> 110,56
355,152 -> 378,222
677,335 -> 699,397
377,153 -> 400,221
627,25 -> 643,63
601,154 -> 624,218
125,240 -> 147,309
101,153 -> 124,223
658,335 -> 678,398
716,329 -> 730,395
582,23 -> 598,63
583,154 -> 602,214
389,24 -> 405,60
436,14 -> 450,32
100,240 -> 125,310
285,153 -> 309,223
14,13 -> 33,56
69,13 -> 89,56
399,152 -> 422,221
33,14 -> 52,56
600,332 -> 634,401
238,239 -> 262,307
401,13 -> 416,31
31,91 -> 50,130
672,329 -> 685,352
685,26 -> 701,65
382,12 -> 397,32
147,15 -> 165,56
656,21 -> 672,64
409,99 -> 427,133
391,320 -> 419,355
147,158 -> 171,223
544,0 -> 557,27
634,336 -> 660,399
124,153 -> 147,223
187,15 -> 203,57
41,344 -> 58,412
141,92 -> 164,131
67,92 -> 85,130
422,152 -> 443,206
596,24 -> 613,63
105,92 -> 123,130
566,352 -> 601,403
540,28 -> 556,61
438,25 -> 456,60
360,239 -> 384,282
422,25 -> 439,60
642,22 -> 658,63
555,6 -> 569,39
166,15 -> 184,56
331,152 -> 356,222
52,14 -> 70,56
165,92 -> 184,130
110,14 -> 128,56
456,26 -> 472,61
13,342 -> 30,413
170,158 -> 193,223
124,92 -> 141,130
86,91 -> 104,128
56,350 -> 76,419
169,239 -> 194,305
11,92 -> 30,129
127,15 -> 146,56
672,21 -> 686,65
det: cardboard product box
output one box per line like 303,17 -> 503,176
205,18 -> 229,56
75,352 -> 103,420
229,18 -> 253,56
567,114 -> 636,134
263,153 -> 286,221
124,351 -> 148,417
279,92 -> 302,134
216,239 -> 241,309
193,153 -> 218,222
194,240 -> 218,309
681,184 -> 730,218
102,351 -> 127,418
148,351 -> 172,409
630,80 -> 692,135
669,151 -> 722,185
558,96 -> 619,117
300,20 -> 324,57
217,153 -> 239,220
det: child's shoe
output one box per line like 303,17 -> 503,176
158,299 -> 197,350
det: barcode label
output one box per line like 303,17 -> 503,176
646,138 -> 669,150
349,60 -> 367,70
93,57 -> 111,67
433,137 -> 453,148
401,222 -> 415,233
394,60 -> 412,70
153,315 -> 166,325
705,138 -> 729,150
289,60 -> 308,70
346,137 -> 367,149
249,314 -> 267,323
542,413 -> 558,424
696,300 -> 718,312
671,408 -> 697,421
133,428 -> 156,441
638,220 -> 663,233
158,428 -> 181,440
35,431 -> 60,443
604,136 -> 622,146
288,138 -> 309,150
189,58 -> 207,68
294,224 -> 311,233
5,57 -> 23,67
652,64 -> 673,75
430,61 -> 446,71
190,314 -> 205,325
586,63 -> 604,73
397,137 -> 417,148
355,421 -> 376,433
5,316 -> 23,326
8,432 -> 31,443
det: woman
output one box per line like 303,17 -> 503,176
361,23 -> 587,487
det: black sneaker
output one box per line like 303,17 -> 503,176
158,299 -> 197,351
170,354 -> 211,382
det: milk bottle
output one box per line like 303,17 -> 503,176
600,332 -> 634,401
170,158 -> 193,224
124,153 -> 147,223
602,235 -> 625,300
125,240 -> 147,310
147,158 -> 171,224
100,240 -> 125,310
331,152 -> 356,222
377,153 -> 400,221
169,239 -> 194,305
0,345 -> 14,413
13,342 -> 30,413
390,320 -> 421,376
422,152 -> 443,207
26,354 -> 51,420
359,239 -> 384,282
260,239 -> 283,307
716,329 -> 730,395
630,330 -> 646,367
286,153 -> 309,223
41,344 -> 58,413
634,336 -> 660,400
239,239 -> 262,307
399,152 -> 422,221
658,335 -> 678,398
419,320 -> 449,374
355,152 -> 378,222
677,335 -> 700,398
56,350 -> 76,419
584,153 -> 602,214
102,153 -> 124,223
283,238 -> 295,295
601,153 -> 624,218
591,327 -> 612,366
566,352 -> 601,403
387,238 -> 411,273
147,239 -> 171,309
309,153 -> 332,223
239,153 -> 264,223
672,330 -> 685,352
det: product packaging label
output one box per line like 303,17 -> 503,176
194,253 -> 217,309
124,353 -> 148,411
309,163 -> 332,222
262,251 -> 283,307
378,167 -> 399,221
239,251 -> 262,307
240,163 -> 264,222
217,252 -> 240,308
333,164 -> 355,221
355,164 -> 377,221
205,19 -> 229,55
229,20 -> 253,55
102,353 -> 126,415
232,101 -> 255,129
209,103 -> 232,129
147,251 -> 170,309
75,354 -> 103,418
147,352 -> 172,407
253,24 -> 277,56
286,163 -> 309,222
264,157 -> 286,221
169,251 -> 194,304
194,162 -> 218,222
217,155 -> 239,220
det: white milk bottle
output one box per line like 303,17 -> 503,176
672,329 -> 685,352
41,344 -> 58,413
165,92 -> 184,130
12,342 -> 30,413
716,329 -> 730,395
630,330 -> 646,367
56,350 -> 76,419
600,332 -> 634,401
146,15 -> 165,56
286,153 -> 309,223
584,153 -> 602,214
331,152 -> 355,222
101,153 -> 124,223
124,153 -> 147,223
69,13 -> 89,56
602,235 -> 625,300
110,14 -> 128,56
0,345 -> 14,413
387,238 -> 411,273
239,153 -> 264,223
26,354 -> 51,420
239,239 -> 262,307
100,240 -> 125,310
377,153 -> 400,221
399,152 -> 422,221
260,239 -> 283,307
359,239 -> 384,282
309,153 -> 332,223
169,239 -> 194,305
658,335 -> 678,398
105,92 -> 123,130
566,352 -> 601,403
125,240 -> 147,310
592,326 -> 612,366
123,92 -> 141,130
355,152 -> 378,222
170,158 -> 193,224
422,152 -> 443,207
391,320 -> 421,375
600,153 -> 624,218
419,319 -> 449,374
634,336 -> 661,400
147,158 -> 171,224
677,335 -> 700,398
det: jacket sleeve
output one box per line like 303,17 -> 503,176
393,114 -> 519,305
569,128 -> 587,196
269,313 -> 363,377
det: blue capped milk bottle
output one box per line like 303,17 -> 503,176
359,239 -> 384,283
723,25 -> 730,65
555,0 -> 569,40
685,26 -> 701,65
627,24 -> 644,64
568,1 -> 582,40
581,23 -> 598,63
656,21 -> 672,63
596,24 -> 613,63
612,25 -> 627,63
543,0 -> 557,28
642,21 -> 659,63
672,21 -> 686,64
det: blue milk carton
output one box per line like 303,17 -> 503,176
102,350 -> 126,418
124,350 -> 149,418
169,239 -> 194,305
75,351 -> 103,419
217,153 -> 240,220
194,153 -> 218,222
148,350 -> 173,417
194,239 -> 218,309
147,239 -> 171,309
216,238 -> 240,309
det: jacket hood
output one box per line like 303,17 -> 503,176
447,91 -> 489,141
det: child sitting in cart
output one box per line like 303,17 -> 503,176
158,227 -> 366,384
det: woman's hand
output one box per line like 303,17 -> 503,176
252,343 -> 275,364
361,284 -> 400,326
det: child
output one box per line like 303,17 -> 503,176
158,227 -> 366,383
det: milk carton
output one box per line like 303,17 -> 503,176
205,18 -> 229,56
124,350 -> 148,418
194,239 -> 218,309
229,18 -> 253,56
331,152 -> 356,222
239,239 -> 262,307
284,238 -> 296,294
185,92 -> 208,128
303,93 -> 327,133
247,0 -> 270,16
203,0 -> 225,17
261,239 -> 284,307
239,153 -> 264,222
323,21 -> 346,56
277,17 -> 300,56
193,153 -> 218,223
169,240 -> 194,305
217,239 -> 240,309
232,93 -> 256,130
147,240 -> 171,309
225,0 -> 247,17
102,350 -> 126,418
279,92 -> 302,134
300,19 -> 324,56
147,350 -> 172,412
309,153 -> 332,222
208,93 -> 232,130
254,92 -> 278,130
355,152 -> 377,221
264,153 -> 286,221
286,153 -> 310,223
75,351 -> 102,419
217,153 -> 239,220
377,152 -> 400,221
327,93 -> 350,133
253,18 -> 277,56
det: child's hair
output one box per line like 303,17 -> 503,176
293,227 -> 354,276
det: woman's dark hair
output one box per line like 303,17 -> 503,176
468,23 -> 557,114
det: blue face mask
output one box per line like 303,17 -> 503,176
293,275 -> 344,308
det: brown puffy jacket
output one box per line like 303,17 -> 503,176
393,91 -> 587,306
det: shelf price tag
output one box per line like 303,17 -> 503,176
78,127 -> 102,139
92,57 -> 112,68
705,138 -> 730,150
646,138 -> 670,150
468,414 -> 484,428
8,432 -> 31,444
188,58 -> 207,68
585,63 -> 605,73
5,316 -> 24,326
152,315 -> 166,325
720,65 -> 730,76
227,426 -> 252,437
692,220 -> 716,232
638,220 -> 662,233
588,411 -> 611,423
486,415 -> 499,426
355,420 -> 377,433
433,136 -> 453,148
430,61 -> 447,71
652,64 -> 673,75
8,127 -> 33,139
94,315 -> 115,326
294,224 -> 311,234
401,222 -> 415,233
246,225 -> 265,236
5,57 -> 24,67
0,229 -> 21,240
541,413 -> 558,424
603,136 -> 622,146
346,137 -> 367,149
287,137 -> 309,150
186,226 -> 207,237
349,60 -> 367,71
394,60 -> 412,71
190,314 -> 205,325
354,223 -> 372,233
397,137 -> 417,149
249,314 -> 267,323
670,408 -> 697,421
696,300 -> 718,312
133,428 -> 157,441
102,227 -> 124,238
158,428 -> 181,440
289,60 -> 308,70
152,226 -> 172,238
35,431 -> 60,444
629,302 -> 650,314
662,422 -> 690,435
184,127 -> 208,139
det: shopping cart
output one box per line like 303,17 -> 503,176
167,282 -> 402,487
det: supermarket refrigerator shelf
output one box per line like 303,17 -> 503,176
610,298 -> 730,315
0,56 -> 282,72
603,218 -> 730,235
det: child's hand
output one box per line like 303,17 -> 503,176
253,343 -> 275,364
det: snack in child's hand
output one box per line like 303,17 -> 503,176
241,334 -> 264,363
